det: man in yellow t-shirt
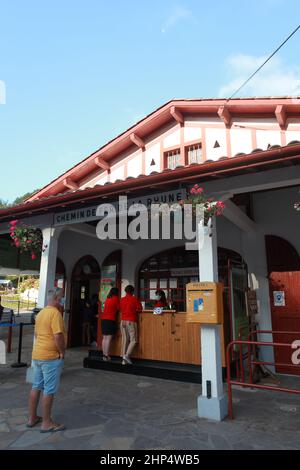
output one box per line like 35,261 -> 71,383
27,288 -> 67,433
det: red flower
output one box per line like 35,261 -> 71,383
31,252 -> 37,260
216,201 -> 225,209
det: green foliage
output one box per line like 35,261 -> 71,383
0,189 -> 40,208
13,189 -> 40,205
0,199 -> 9,208
18,277 -> 39,293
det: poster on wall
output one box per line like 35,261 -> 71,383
100,265 -> 117,307
273,291 -> 285,307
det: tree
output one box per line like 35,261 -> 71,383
0,189 -> 40,208
0,199 -> 9,209
13,189 -> 39,205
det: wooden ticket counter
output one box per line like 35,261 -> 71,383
106,310 -> 226,367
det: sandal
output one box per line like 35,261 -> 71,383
40,423 -> 66,433
26,416 -> 42,428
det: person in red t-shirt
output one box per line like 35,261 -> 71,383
120,285 -> 142,365
154,290 -> 168,309
101,287 -> 120,361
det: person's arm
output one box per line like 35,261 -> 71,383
54,333 -> 65,359
136,298 -> 143,312
51,311 -> 66,359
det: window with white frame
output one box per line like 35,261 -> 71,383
164,149 -> 181,170
186,143 -> 202,164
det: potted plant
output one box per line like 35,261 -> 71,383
9,220 -> 43,260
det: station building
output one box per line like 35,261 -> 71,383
1,97 -> 300,420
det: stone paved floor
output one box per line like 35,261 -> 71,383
1,317 -> 300,450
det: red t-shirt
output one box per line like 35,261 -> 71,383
154,300 -> 167,308
120,294 -> 142,323
101,296 -> 120,321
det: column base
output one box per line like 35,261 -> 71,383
197,394 -> 228,421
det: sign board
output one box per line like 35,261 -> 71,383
245,290 -> 258,316
53,189 -> 187,227
273,291 -> 285,307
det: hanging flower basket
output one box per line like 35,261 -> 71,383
179,184 -> 225,225
9,220 -> 43,260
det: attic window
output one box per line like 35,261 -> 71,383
185,143 -> 202,165
164,148 -> 181,170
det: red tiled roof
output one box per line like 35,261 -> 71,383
1,142 -> 300,222
25,97 -> 300,203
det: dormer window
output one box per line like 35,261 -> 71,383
164,148 -> 181,170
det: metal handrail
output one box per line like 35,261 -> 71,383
226,338 -> 300,419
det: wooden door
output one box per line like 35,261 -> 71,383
269,271 -> 300,374
69,280 -> 89,347
266,235 -> 300,375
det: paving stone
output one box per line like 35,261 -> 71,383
7,415 -> 28,426
96,437 -> 135,450
9,407 -> 28,417
71,387 -> 89,393
0,382 -> 18,390
0,422 -> 10,432
9,431 -> 51,448
0,432 -> 23,450
64,424 -> 105,439
209,433 -> 232,450
137,382 -> 152,388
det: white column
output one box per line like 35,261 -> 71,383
37,227 -> 61,308
27,226 -> 61,383
197,219 -> 228,421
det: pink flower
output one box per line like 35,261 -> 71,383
196,188 -> 204,194
194,184 -> 199,189
15,241 -> 20,248
31,252 -> 36,260
10,220 -> 18,226
190,188 -> 196,194
26,239 -> 32,244
216,201 -> 225,209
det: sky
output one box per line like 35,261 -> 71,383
1,0 -> 300,202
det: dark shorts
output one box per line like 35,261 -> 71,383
101,319 -> 117,336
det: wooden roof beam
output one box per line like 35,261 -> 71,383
94,156 -> 110,172
275,104 -> 287,129
63,178 -> 79,190
130,133 -> 145,149
218,106 -> 231,127
170,106 -> 184,124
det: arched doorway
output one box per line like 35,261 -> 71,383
55,258 -> 66,291
265,235 -> 300,374
69,256 -> 101,347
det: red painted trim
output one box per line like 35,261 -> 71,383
130,133 -> 145,149
95,157 -> 110,172
275,105 -> 287,130
1,144 -> 300,221
251,128 -> 257,150
218,106 -> 231,127
27,98 -> 300,202
63,178 -> 79,190
226,128 -> 232,157
170,106 -> 184,124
